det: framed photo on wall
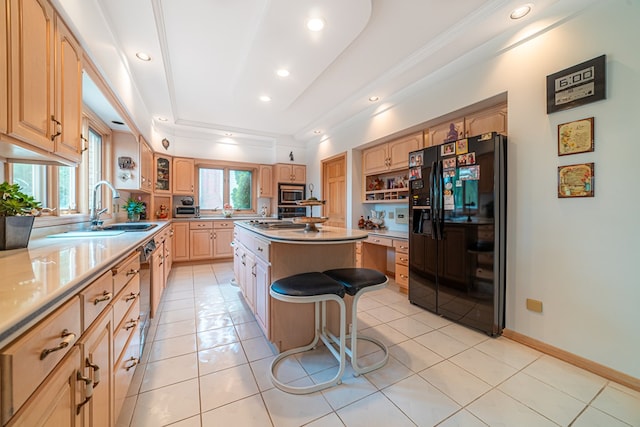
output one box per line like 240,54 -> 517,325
558,117 -> 594,156
558,162 -> 594,198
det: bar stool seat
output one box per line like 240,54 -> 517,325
323,268 -> 389,375
269,272 -> 347,394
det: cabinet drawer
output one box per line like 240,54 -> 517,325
0,297 -> 81,422
366,235 -> 392,247
190,221 -> 212,230
113,300 -> 140,363
395,264 -> 409,287
395,252 -> 409,266
113,327 -> 140,422
393,239 -> 409,253
253,237 -> 270,262
214,221 -> 234,229
80,270 -> 114,332
112,252 -> 140,296
112,277 -> 140,329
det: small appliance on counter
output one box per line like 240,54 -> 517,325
174,196 -> 200,217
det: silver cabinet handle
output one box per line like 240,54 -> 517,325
40,329 -> 76,360
93,291 -> 113,305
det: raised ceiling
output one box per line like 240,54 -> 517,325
54,0 -> 596,142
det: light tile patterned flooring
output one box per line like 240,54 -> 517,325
118,262 -> 640,427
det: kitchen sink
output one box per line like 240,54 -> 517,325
102,223 -> 158,231
47,230 -> 126,238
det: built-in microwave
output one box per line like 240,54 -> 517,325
278,183 -> 305,205
174,206 -> 200,217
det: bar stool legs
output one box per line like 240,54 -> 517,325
268,273 -> 347,394
323,268 -> 390,376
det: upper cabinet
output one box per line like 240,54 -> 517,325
154,154 -> 172,193
173,157 -> 195,194
275,163 -> 306,184
1,2 -> 7,135
363,132 -> 422,175
425,103 -> 507,146
3,0 -> 82,163
258,165 -> 273,198
113,131 -> 153,192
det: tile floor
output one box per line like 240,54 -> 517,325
117,262 -> 640,427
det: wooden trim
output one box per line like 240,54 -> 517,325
503,329 -> 640,392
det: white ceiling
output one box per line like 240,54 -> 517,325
55,0 -> 595,143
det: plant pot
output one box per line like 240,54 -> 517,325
127,212 -> 141,222
0,216 -> 35,250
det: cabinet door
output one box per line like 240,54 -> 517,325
8,0 -> 55,152
150,247 -> 164,318
1,1 -> 8,134
244,250 -> 256,311
173,158 -> 195,194
427,118 -> 464,147
164,229 -> 173,280
78,310 -> 113,427
254,257 -> 270,337
189,229 -> 213,260
213,228 -> 234,259
258,165 -> 273,197
362,144 -> 389,175
154,155 -> 172,193
140,138 -> 153,192
53,17 -> 82,163
275,164 -> 293,183
464,103 -> 508,137
388,133 -> 422,171
291,165 -> 306,184
6,347 -> 81,427
172,222 -> 190,262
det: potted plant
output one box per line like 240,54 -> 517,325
123,196 -> 145,222
0,182 -> 41,250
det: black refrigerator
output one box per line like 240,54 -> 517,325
408,132 -> 506,336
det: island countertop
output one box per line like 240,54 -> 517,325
0,222 -> 170,348
235,221 -> 369,243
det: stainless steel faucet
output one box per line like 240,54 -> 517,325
90,180 -> 120,230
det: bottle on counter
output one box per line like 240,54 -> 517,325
358,215 -> 365,229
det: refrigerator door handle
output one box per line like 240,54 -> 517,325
436,160 -> 444,240
429,161 -> 438,240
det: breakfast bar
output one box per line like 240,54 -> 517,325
233,221 -> 368,351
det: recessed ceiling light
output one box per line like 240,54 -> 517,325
157,117 -> 168,122
510,4 -> 532,19
135,52 -> 151,61
259,95 -> 272,102
224,132 -> 233,137
306,17 -> 325,32
276,69 -> 290,78
313,130 -> 322,134
368,96 -> 380,102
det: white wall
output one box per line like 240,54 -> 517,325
305,1 -> 640,378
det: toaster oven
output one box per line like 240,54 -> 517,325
174,206 -> 200,217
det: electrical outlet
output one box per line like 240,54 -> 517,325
395,208 -> 408,224
526,298 -> 543,313
388,211 -> 394,219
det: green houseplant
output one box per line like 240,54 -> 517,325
123,196 -> 145,222
0,182 -> 42,250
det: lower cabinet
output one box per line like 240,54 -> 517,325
254,256 -> 270,336
172,222 -> 190,262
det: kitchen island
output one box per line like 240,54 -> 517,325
234,221 -> 368,351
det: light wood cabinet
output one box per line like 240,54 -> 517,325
53,16 -> 82,163
243,250 -> 256,311
213,222 -> 234,259
393,239 -> 409,293
425,103 -> 507,147
173,157 -> 195,194
172,222 -> 190,262
258,165 -> 274,197
113,132 -> 153,192
7,0 -> 55,153
164,227 -> 173,281
150,244 -> 164,318
275,163 -> 306,184
4,0 -> 82,163
362,132 -> 422,175
5,346 -> 82,427
140,137 -> 153,193
154,154 -> 172,194
0,1 -> 7,135
426,118 -> 464,147
190,224 -> 214,260
77,309 -> 113,427
254,256 -> 270,337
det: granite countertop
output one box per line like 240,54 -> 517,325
0,221 -> 170,348
236,221 -> 368,243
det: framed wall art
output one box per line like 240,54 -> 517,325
558,117 -> 594,156
546,55 -> 606,114
558,162 -> 594,198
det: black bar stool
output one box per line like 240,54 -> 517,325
268,272 -> 347,394
323,268 -> 389,375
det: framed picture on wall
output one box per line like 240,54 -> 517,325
558,117 -> 594,156
558,162 -> 594,198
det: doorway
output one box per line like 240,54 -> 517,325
322,152 -> 347,228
